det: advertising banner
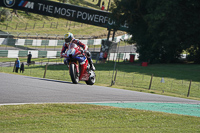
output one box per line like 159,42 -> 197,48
0,0 -> 128,31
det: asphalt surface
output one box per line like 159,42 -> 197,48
1,72 -> 200,117
0,73 -> 199,105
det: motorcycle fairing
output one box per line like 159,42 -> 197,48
79,60 -> 90,81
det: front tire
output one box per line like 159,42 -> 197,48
70,63 -> 79,84
85,71 -> 95,85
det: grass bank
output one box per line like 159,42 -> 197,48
1,58 -> 200,132
0,104 -> 199,132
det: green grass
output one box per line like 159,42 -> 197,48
1,1 -> 199,131
0,104 -> 200,132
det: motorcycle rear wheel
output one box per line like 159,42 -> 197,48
70,63 -> 79,84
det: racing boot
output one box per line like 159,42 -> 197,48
64,58 -> 68,65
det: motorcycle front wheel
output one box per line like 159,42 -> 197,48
70,63 -> 79,84
85,71 -> 95,85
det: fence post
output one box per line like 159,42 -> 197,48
56,22 -> 58,29
111,69 -> 117,86
43,63 -> 48,78
149,74 -> 153,90
68,21 -> 70,30
43,22 -> 45,28
33,22 -> 36,29
111,41 -> 120,86
113,69 -> 118,85
118,53 -> 120,62
66,21 -> 68,27
187,80 -> 192,97
25,23 -> 28,30
6,23 -> 8,30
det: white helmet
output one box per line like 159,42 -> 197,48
64,32 -> 74,43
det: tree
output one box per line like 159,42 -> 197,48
0,8 -> 11,21
111,0 -> 200,63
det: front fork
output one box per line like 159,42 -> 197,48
69,61 -> 80,76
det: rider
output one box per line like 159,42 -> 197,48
60,32 -> 95,70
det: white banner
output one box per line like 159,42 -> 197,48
15,39 -> 25,46
8,50 -> 19,58
47,51 -> 57,58
32,39 -> 42,46
49,40 -> 58,46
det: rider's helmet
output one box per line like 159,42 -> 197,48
64,32 -> 74,43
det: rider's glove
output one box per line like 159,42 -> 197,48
84,50 -> 91,57
60,53 -> 65,58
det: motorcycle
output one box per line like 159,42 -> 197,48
62,43 -> 96,85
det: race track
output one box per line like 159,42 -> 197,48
0,72 -> 199,117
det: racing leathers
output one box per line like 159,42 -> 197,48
60,38 -> 95,70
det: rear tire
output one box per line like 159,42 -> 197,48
70,63 -> 79,84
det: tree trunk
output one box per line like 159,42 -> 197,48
96,0 -> 101,7
107,0 -> 111,11
0,10 -> 1,21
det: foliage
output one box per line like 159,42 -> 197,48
0,8 -> 11,21
111,0 -> 200,63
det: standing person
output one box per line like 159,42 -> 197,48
99,51 -> 104,63
27,51 -> 32,66
103,51 -> 108,63
101,1 -> 105,10
20,62 -> 24,73
15,57 -> 20,73
60,32 -> 95,70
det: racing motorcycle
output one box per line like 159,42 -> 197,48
62,43 -> 95,85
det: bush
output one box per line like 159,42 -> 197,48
0,9 -> 11,21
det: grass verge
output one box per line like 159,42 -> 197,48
0,104 -> 200,132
